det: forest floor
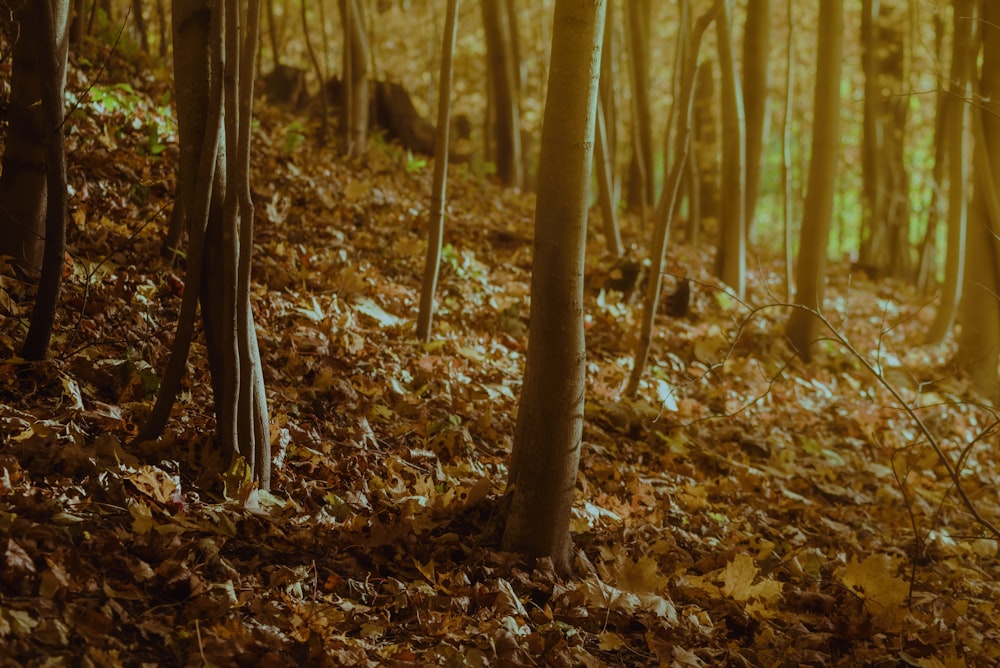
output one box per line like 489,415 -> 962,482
1,47 -> 999,668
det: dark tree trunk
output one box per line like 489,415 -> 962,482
19,1 -> 71,360
0,2 -> 70,279
481,0 -> 522,187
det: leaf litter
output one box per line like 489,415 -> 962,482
0,48 -> 998,667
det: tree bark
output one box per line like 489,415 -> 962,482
926,0 -> 975,343
338,0 -> 369,155
0,1 -> 70,280
503,0 -> 605,575
625,0 -> 653,212
959,5 -> 1000,404
781,0 -> 794,300
417,0 -> 460,341
19,1 -> 71,361
139,0 -> 271,490
741,0 -> 769,235
786,0 -> 843,361
714,0 -> 746,297
691,63 -> 718,244
628,0 -> 719,397
481,0 -> 522,187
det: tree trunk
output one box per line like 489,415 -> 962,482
417,0 -> 460,341
859,0 -> 911,278
628,0 -> 719,396
926,0 -> 976,343
625,0 -> 653,212
959,3 -> 1000,404
691,62 -> 718,243
338,0 -> 369,155
786,0 -> 843,361
19,1 -> 71,361
714,0 -> 746,297
916,53 -> 946,295
265,0 -> 281,65
156,0 -> 168,58
599,1 -> 617,202
781,0 -> 794,300
481,0 -> 522,187
503,0 -> 605,575
131,0 -> 150,52
0,1 -> 70,280
859,0 -> 885,271
595,104 -> 622,256
139,0 -> 271,491
595,0 -> 620,255
741,0 -> 769,235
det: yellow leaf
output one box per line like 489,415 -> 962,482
616,555 -> 669,594
841,554 -> 908,631
720,554 -> 758,602
129,501 -> 155,534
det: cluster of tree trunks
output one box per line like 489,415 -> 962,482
8,0 -> 1000,567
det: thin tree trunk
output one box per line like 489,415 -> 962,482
220,0 -> 242,460
714,0 -> 746,297
691,63 -> 718,244
265,0 -> 281,65
926,0 -> 975,343
503,0 -> 606,575
481,0 -> 522,187
742,0 -> 769,235
599,0 -> 617,204
0,0 -> 69,279
137,0 -> 225,444
595,103 -> 622,256
303,0 -> 328,141
786,0 -> 843,360
417,0 -> 460,341
21,0 -> 71,361
131,0 -> 150,52
959,59 -> 1000,403
338,0 -> 368,155
628,1 -> 719,397
781,0 -> 794,301
625,0 -> 653,211
859,0 -> 885,270
235,0 -> 270,487
156,0 -> 167,58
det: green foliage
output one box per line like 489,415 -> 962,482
77,84 -> 176,157
283,120 -> 307,153
405,151 -> 427,174
88,83 -> 145,116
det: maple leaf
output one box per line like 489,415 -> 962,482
841,554 -> 909,632
720,553 -> 783,604
129,501 -> 156,534
615,555 -> 669,594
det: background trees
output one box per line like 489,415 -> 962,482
4,0 -> 1000,663
5,0 -> 998,512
